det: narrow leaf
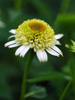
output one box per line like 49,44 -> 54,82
27,71 -> 71,83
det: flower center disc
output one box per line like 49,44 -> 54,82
29,22 -> 46,32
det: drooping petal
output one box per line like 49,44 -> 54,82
36,50 -> 48,62
51,46 -> 63,56
4,40 -> 16,47
9,29 -> 16,34
15,46 -> 25,56
46,49 -> 59,57
8,35 -> 15,39
56,40 -> 61,45
55,34 -> 63,39
20,46 -> 30,57
8,44 -> 19,48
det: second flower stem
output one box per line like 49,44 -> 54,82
70,53 -> 75,99
59,79 -> 72,100
20,50 -> 34,100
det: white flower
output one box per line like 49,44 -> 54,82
5,19 -> 63,62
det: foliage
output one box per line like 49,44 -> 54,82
0,0 -> 75,100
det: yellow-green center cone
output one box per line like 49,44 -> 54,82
15,19 -> 56,52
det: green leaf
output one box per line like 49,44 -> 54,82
54,14 -> 75,31
27,71 -> 71,83
25,85 -> 47,99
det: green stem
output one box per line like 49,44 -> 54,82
14,0 -> 22,11
20,50 -> 34,100
70,53 -> 75,99
59,79 -> 72,100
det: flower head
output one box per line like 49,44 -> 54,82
5,19 -> 63,62
65,40 -> 75,53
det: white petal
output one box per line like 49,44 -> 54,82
51,46 -> 63,56
8,44 -> 19,48
15,46 -> 25,56
36,50 -> 48,62
5,40 -> 16,47
9,29 -> 16,34
20,46 -> 30,57
55,34 -> 63,39
8,35 -> 15,39
46,49 -> 59,57
56,41 -> 61,45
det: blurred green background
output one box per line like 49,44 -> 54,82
0,0 -> 75,100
